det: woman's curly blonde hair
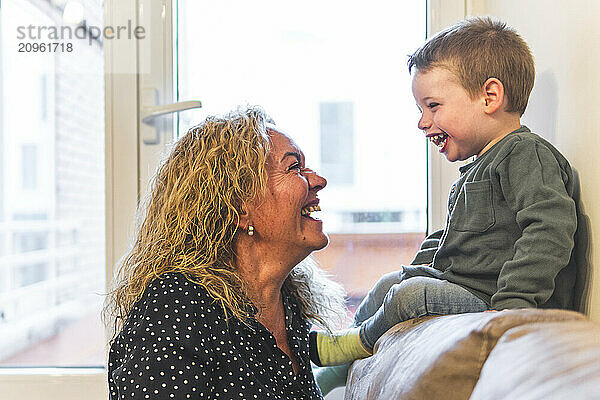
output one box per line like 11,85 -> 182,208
105,107 -> 347,336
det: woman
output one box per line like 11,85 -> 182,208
105,107 -> 346,399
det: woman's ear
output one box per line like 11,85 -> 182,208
237,202 -> 255,230
482,77 -> 505,114
237,207 -> 250,229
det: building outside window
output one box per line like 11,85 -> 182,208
0,0 -> 105,367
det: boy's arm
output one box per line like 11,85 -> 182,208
410,229 -> 444,265
491,141 -> 576,310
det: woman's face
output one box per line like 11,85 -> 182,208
248,128 -> 328,260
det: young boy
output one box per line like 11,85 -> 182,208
311,17 -> 578,396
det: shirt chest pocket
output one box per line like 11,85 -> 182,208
450,180 -> 495,233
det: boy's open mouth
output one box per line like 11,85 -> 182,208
301,204 -> 321,218
429,133 -> 449,149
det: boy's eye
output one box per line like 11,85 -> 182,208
427,102 -> 440,109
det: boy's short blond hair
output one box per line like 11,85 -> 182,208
408,17 -> 534,116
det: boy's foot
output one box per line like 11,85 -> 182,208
309,327 -> 372,367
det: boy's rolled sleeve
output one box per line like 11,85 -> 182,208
410,229 -> 444,265
491,141 -> 576,310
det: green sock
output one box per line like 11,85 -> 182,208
310,327 -> 372,366
314,364 -> 351,396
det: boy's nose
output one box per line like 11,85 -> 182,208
418,114 -> 431,131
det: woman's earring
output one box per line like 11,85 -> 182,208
247,225 -> 254,236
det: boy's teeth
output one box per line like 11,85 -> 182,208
429,133 -> 448,148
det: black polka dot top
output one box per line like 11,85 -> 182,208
108,273 -> 323,399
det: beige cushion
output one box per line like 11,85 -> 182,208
345,309 -> 584,400
470,320 -> 600,400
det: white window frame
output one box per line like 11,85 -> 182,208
427,0 -> 469,231
0,0 -> 466,398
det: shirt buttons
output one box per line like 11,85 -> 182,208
451,186 -> 456,194
449,203 -> 454,212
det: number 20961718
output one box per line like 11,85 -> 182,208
18,42 -> 73,52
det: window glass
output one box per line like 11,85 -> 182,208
177,0 -> 427,305
0,0 -> 105,367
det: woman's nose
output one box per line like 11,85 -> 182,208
308,170 -> 327,192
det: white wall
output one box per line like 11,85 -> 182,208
466,0 -> 600,321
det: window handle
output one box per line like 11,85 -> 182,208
140,88 -> 202,144
141,100 -> 202,125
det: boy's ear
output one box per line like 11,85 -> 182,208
482,77 -> 505,114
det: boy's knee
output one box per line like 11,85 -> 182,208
386,277 -> 439,317
373,269 -> 405,292
389,277 -> 428,297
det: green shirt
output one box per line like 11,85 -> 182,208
406,126 -> 577,310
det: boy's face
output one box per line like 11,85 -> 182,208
412,67 -> 490,162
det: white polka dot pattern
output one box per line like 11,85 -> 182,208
108,273 -> 323,399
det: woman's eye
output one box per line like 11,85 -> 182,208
288,163 -> 301,172
428,102 -> 440,109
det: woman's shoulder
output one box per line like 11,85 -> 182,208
125,272 -> 225,330
114,272 -> 228,353
141,272 -> 220,310
109,273 -> 231,399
